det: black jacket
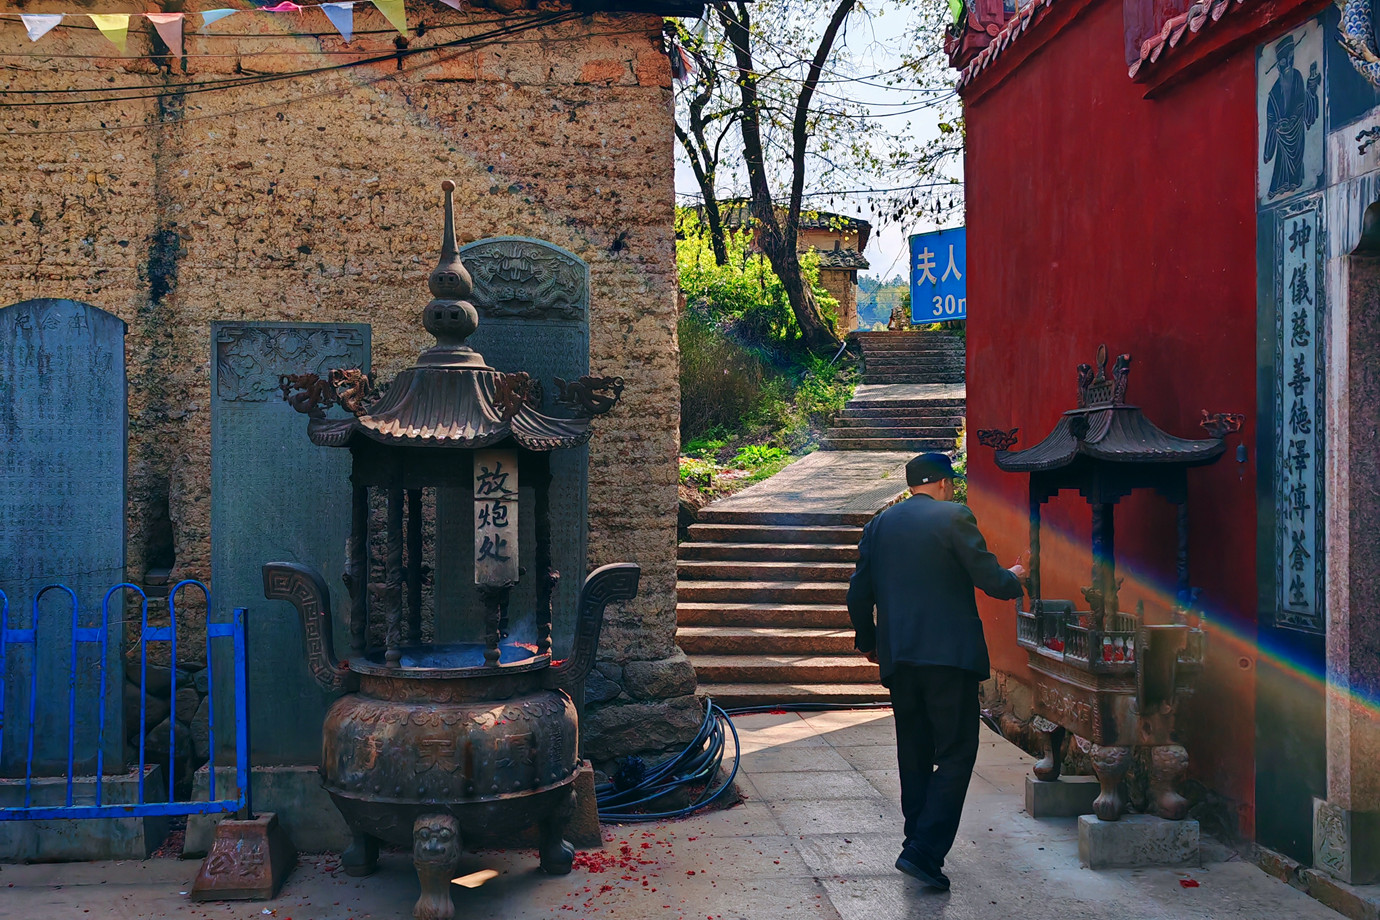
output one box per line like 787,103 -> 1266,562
847,494 -> 1023,683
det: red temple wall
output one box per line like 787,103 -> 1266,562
962,0 -> 1261,835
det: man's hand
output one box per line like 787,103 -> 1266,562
1009,563 -> 1027,580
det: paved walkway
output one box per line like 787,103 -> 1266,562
851,382 -> 966,402
702,449 -> 913,519
2,711 -> 1343,920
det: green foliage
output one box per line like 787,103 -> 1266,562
732,444 -> 786,468
676,211 -> 840,343
677,213 -> 859,468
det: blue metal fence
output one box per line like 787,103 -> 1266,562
0,580 -> 250,821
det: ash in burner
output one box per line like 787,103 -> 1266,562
366,641 -> 539,669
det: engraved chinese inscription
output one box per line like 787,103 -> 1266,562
1275,202 -> 1324,632
474,450 -> 519,585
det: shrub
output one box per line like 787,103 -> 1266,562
678,311 -> 770,442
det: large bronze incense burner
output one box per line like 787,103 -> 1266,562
265,181 -> 635,920
977,346 -> 1243,822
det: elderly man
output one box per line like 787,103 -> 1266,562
847,452 -> 1025,891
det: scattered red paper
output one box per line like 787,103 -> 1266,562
1179,878 -> 1200,888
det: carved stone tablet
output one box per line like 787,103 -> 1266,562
210,322 -> 369,764
0,299 -> 126,776
435,238 -> 589,655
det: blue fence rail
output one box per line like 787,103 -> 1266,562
0,580 -> 250,821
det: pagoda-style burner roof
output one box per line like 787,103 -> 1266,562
307,367 -> 592,452
976,344 -> 1226,473
282,179 -> 622,453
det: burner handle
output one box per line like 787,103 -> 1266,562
547,563 -> 641,691
263,561 -> 355,693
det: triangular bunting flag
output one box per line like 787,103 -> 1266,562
322,3 -> 356,43
435,0 -> 463,9
371,0 -> 408,35
88,14 -> 130,53
20,14 -> 62,42
199,9 -> 238,32
145,13 -> 184,56
262,2 -> 303,10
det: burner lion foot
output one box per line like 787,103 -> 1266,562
1090,744 -> 1131,821
1150,744 -> 1190,820
342,832 -> 379,877
539,788 -> 577,875
1032,718 -> 1065,781
413,814 -> 461,920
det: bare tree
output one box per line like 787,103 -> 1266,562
673,26 -> 740,266
717,0 -> 856,352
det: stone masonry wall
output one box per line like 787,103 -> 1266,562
0,1 -> 697,765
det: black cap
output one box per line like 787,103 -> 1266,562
906,452 -> 963,487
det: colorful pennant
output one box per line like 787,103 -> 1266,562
87,14 -> 130,53
6,2 -> 418,48
20,14 -> 62,42
322,2 -> 356,42
145,13 -> 184,56
371,0 -> 409,36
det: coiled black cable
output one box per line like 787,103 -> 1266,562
596,698 -> 740,823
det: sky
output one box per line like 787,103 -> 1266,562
671,2 -> 963,282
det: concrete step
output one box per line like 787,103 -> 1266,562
690,654 -> 880,684
677,580 -> 849,604
677,560 -> 856,582
838,408 -> 965,422
696,509 -> 874,526
864,356 -> 965,366
698,682 -> 891,709
842,400 -> 966,412
822,437 -> 957,451
678,542 -> 859,563
832,415 -> 964,429
825,425 -> 960,438
677,602 -> 852,628
677,626 -> 858,655
861,376 -> 966,385
685,523 -> 863,545
855,332 -> 961,345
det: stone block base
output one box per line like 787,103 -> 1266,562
1026,775 -> 1099,818
1315,797 -> 1380,885
190,813 -> 296,901
1077,814 -> 1199,869
0,768 -> 168,861
183,765 -> 351,857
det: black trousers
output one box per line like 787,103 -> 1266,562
888,664 -> 980,867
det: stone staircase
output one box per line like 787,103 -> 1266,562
677,506 -> 888,708
821,331 -> 967,452
855,330 -> 965,385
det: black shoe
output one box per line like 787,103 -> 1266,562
895,849 -> 950,891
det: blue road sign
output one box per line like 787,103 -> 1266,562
910,227 -> 966,322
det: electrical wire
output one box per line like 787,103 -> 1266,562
596,698 -> 740,823
0,12 -> 586,107
596,698 -> 921,824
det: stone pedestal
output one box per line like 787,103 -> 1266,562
1077,814 -> 1199,869
1026,775 -> 1099,818
0,768 -> 167,861
183,765 -> 352,857
190,812 -> 296,901
1314,797 -> 1380,885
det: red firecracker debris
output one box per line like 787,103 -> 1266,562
1179,878 -> 1200,888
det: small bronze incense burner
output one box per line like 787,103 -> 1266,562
978,346 -> 1242,821
268,181 -> 635,919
